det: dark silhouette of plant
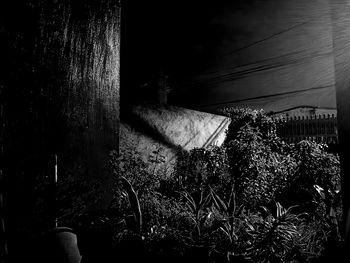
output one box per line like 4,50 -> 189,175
120,176 -> 142,235
245,202 -> 307,262
225,123 -> 295,208
179,189 -> 213,244
174,146 -> 231,200
221,107 -> 279,145
104,107 -> 342,262
210,186 -> 246,261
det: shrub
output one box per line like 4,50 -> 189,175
244,203 -> 307,262
174,146 -> 231,200
221,107 -> 342,261
221,108 -> 278,143
104,107 -> 342,263
224,119 -> 296,208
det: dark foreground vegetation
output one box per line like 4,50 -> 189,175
38,108 -> 343,262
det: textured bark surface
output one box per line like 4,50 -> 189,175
1,0 -> 120,260
330,0 -> 350,242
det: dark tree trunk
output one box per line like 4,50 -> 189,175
1,0 -> 120,261
330,0 -> 350,249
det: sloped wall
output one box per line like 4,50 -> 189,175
120,104 -> 231,174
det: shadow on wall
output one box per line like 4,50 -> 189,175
121,105 -> 179,150
120,104 -> 231,173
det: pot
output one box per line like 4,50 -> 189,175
41,227 -> 82,263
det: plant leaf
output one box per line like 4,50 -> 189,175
211,187 -> 228,213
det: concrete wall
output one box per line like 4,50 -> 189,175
120,104 -> 230,174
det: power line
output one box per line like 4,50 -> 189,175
227,21 -> 310,55
195,84 -> 334,108
187,49 -> 332,89
226,9 -> 330,57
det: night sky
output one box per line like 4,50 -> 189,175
121,0 -> 337,114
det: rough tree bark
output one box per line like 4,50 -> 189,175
1,0 -> 120,260
330,0 -> 350,246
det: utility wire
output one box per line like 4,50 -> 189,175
188,12 -> 331,86
187,49 -> 331,89
227,21 -> 310,55
226,8 -> 330,57
195,84 -> 334,108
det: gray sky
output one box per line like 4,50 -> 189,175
168,0 -> 337,113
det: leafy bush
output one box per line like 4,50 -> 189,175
174,146 -> 231,200
221,108 -> 342,261
223,109 -> 296,208
222,108 -> 278,144
246,203 -> 306,262
102,107 -> 342,263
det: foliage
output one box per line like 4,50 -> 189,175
223,111 -> 296,208
209,186 -> 247,259
220,107 -> 342,261
291,141 -> 340,205
109,149 -> 162,195
221,107 -> 279,144
244,202 -> 306,262
174,146 -> 231,200
33,160 -> 104,228
179,190 -> 213,243
76,107 -> 342,263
